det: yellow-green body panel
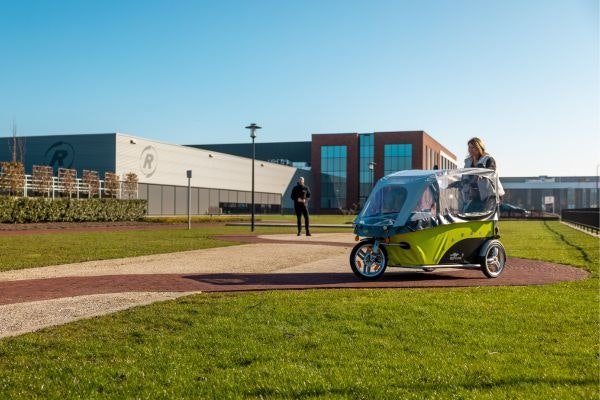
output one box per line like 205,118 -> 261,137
384,221 -> 495,266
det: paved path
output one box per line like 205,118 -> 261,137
0,232 -> 590,338
0,233 -> 590,304
0,260 -> 589,306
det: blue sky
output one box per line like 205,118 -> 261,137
0,0 -> 597,177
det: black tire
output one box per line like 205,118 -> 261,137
479,240 -> 506,278
350,239 -> 388,280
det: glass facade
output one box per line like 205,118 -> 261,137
384,144 -> 412,175
320,145 -> 347,209
358,134 -> 374,206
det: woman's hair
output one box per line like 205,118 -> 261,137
468,137 -> 486,156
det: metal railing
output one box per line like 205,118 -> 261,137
0,173 -> 138,199
561,208 -> 600,235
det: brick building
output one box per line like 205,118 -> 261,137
311,131 -> 457,213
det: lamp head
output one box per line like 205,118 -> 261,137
245,123 -> 261,139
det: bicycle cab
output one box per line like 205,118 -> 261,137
353,168 -> 501,239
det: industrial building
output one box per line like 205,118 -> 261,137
194,130 -> 458,213
3,131 -> 595,215
0,133 -> 296,215
501,176 -> 599,212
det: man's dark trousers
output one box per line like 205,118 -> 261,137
295,203 -> 310,234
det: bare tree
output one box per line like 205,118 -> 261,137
10,121 -> 16,163
104,172 -> 120,198
9,120 -> 25,163
83,170 -> 100,198
0,161 -> 25,196
58,168 -> 77,197
32,165 -> 54,196
122,172 -> 138,199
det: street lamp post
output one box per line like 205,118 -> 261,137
246,123 -> 261,232
596,164 -> 599,208
186,170 -> 192,230
368,161 -> 376,189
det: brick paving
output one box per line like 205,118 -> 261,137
0,262 -> 589,306
0,259 -> 590,306
0,228 -> 590,306
0,226 -> 591,339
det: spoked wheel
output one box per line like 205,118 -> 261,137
479,240 -> 506,278
350,240 -> 388,280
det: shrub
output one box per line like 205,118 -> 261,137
0,197 -> 147,223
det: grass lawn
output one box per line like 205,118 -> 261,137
0,220 -> 598,398
0,224 -> 346,272
144,214 -> 356,225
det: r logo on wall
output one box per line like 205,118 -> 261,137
45,141 -> 75,169
140,145 -> 158,178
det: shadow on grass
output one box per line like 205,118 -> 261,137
543,221 -> 592,264
181,269 -> 527,292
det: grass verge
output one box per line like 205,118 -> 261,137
0,225 -> 345,272
143,214 -> 356,224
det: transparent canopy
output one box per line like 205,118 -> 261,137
354,168 -> 501,238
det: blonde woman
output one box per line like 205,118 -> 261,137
463,137 -> 501,212
465,137 -> 496,170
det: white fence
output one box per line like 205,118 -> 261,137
0,173 -> 138,199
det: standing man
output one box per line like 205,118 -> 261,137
291,176 -> 311,236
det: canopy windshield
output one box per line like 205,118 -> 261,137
354,168 -> 501,237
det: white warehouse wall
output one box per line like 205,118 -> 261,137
115,133 -> 296,195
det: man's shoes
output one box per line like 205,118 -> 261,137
306,232 -> 312,236
297,232 -> 301,236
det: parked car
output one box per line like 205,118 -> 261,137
500,203 -> 530,218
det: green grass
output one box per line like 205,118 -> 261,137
0,226 -> 235,272
499,220 -> 599,275
257,214 -> 356,224
0,286 -> 596,399
0,220 -> 598,398
144,215 -> 254,223
143,214 -> 356,224
0,225 -> 344,272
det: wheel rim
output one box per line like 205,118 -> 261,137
354,244 -> 385,277
485,245 -> 505,276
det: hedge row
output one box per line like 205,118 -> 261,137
0,197 -> 147,223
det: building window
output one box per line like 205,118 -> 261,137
384,144 -> 412,175
320,145 -> 347,209
359,134 -> 374,206
566,188 -> 576,209
440,155 -> 456,170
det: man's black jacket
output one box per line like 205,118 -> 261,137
291,184 -> 311,204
